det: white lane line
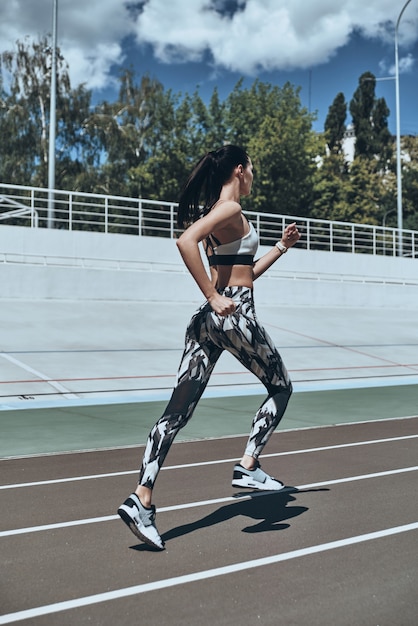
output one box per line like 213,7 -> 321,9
2,434 -> 417,490
0,354 -> 77,399
1,466 -> 417,538
0,470 -> 139,490
0,521 -> 417,625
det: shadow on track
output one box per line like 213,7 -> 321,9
130,487 -> 328,551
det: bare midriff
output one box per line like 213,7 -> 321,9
215,264 -> 254,291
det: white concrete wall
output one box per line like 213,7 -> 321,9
1,225 -> 417,308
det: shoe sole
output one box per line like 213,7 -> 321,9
117,507 -> 165,550
232,478 -> 285,491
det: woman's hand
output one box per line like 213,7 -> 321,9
281,222 -> 301,249
252,222 -> 301,281
208,293 -> 236,316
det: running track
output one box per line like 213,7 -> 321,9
1,416 -> 417,625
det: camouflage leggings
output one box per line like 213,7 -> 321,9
139,286 -> 292,489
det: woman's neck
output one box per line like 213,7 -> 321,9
219,178 -> 241,204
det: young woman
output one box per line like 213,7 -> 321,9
118,145 -> 301,550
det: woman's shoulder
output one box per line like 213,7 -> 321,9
211,199 -> 242,216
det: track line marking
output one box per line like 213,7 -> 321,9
0,522 -> 417,624
266,321 -> 418,374
1,361 -> 418,385
0,354 -> 77,399
1,466 -> 417,538
1,434 -> 417,490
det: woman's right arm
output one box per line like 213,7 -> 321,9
176,202 -> 240,316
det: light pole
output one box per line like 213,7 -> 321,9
395,0 -> 413,255
47,0 -> 58,228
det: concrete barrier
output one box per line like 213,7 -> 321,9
1,225 -> 417,308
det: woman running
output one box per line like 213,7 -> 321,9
118,145 -> 301,550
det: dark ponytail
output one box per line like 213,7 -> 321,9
177,145 -> 249,228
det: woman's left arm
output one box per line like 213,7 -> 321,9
252,222 -> 301,281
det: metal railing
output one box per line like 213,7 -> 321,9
0,194 -> 39,227
0,182 -> 416,258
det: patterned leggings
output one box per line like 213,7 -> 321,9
139,286 -> 292,489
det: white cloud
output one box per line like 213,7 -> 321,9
380,51 -> 416,77
0,0 -> 133,89
132,0 -> 418,73
398,52 -> 415,73
64,43 -> 125,90
0,0 -> 417,89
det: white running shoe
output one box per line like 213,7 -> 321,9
118,493 -> 165,550
232,462 -> 285,491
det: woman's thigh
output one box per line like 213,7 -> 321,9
206,286 -> 291,392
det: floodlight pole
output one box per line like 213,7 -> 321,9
47,0 -> 58,228
394,0 -> 413,255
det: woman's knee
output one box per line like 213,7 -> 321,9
268,379 -> 292,399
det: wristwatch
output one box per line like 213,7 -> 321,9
275,241 -> 288,254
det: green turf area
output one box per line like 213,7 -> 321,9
1,385 -> 417,457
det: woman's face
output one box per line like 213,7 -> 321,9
240,159 -> 254,197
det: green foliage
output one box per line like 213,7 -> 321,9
349,72 -> 392,168
372,98 -> 393,165
312,144 -> 397,227
324,92 -> 346,153
0,39 -> 417,232
343,158 -> 386,224
225,80 -> 318,216
350,72 -> 376,159
311,150 -> 350,221
0,36 -> 93,188
401,136 -> 418,230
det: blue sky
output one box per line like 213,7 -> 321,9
117,29 -> 417,136
0,0 -> 417,136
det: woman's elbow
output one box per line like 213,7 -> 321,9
176,233 -> 187,251
177,231 -> 197,252
176,233 -> 196,261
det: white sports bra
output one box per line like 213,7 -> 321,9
207,221 -> 258,266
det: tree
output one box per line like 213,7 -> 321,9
311,149 -> 350,222
324,92 -> 347,153
349,72 -> 376,160
225,80 -> 317,216
90,71 -> 164,167
0,36 -> 94,189
2,44 -> 417,236
84,70 -> 172,197
204,88 -> 227,150
349,72 -> 392,167
127,89 -> 192,203
372,97 -> 393,167
343,157 -> 386,225
401,135 -> 418,231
